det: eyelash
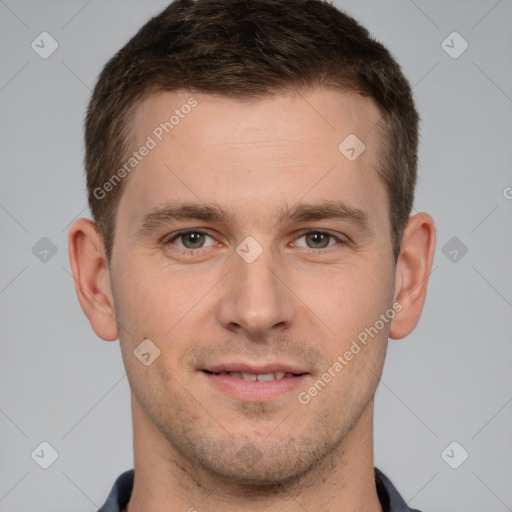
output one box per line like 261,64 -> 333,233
163,228 -> 345,255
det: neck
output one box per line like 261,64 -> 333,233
125,396 -> 382,512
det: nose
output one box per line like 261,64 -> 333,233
215,243 -> 296,339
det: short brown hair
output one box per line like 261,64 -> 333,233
85,0 -> 418,262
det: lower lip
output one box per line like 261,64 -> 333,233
202,372 -> 309,401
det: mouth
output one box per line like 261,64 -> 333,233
203,370 -> 302,381
201,364 -> 310,401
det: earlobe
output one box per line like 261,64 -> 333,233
68,218 -> 119,341
389,213 -> 436,340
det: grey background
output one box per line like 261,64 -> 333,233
1,0 -> 511,510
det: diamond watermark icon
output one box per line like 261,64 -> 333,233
32,237 -> 58,263
134,338 -> 161,366
441,31 -> 468,59
441,441 -> 469,469
338,134 -> 366,162
236,442 -> 264,466
236,236 -> 263,263
442,236 -> 468,263
31,32 -> 59,59
31,441 -> 59,469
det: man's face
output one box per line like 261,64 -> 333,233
110,88 -> 397,484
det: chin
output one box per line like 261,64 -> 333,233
182,429 -> 342,490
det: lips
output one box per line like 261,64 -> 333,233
201,363 -> 309,401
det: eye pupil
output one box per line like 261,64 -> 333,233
183,232 -> 204,248
306,232 -> 329,248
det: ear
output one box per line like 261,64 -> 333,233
389,212 -> 436,340
68,218 -> 118,341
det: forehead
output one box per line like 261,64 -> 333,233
131,87 -> 382,150
119,87 -> 388,231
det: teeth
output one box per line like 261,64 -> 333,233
256,373 -> 275,381
225,371 -> 289,381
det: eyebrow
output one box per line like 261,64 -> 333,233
136,200 -> 372,236
279,201 -> 371,232
137,203 -> 232,236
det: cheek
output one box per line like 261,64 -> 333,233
112,256 -> 188,333
311,266 -> 392,409
299,260 -> 395,351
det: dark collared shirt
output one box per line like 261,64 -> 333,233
98,467 -> 421,511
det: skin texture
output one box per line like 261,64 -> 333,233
69,87 -> 436,512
